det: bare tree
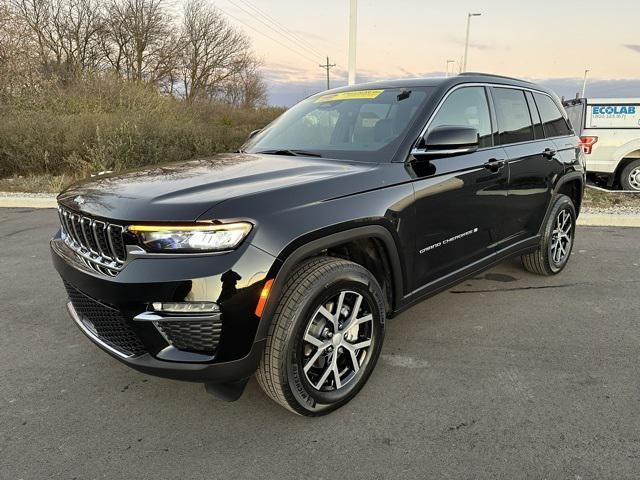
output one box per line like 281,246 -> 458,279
222,55 -> 267,108
180,0 -> 250,101
101,0 -> 178,83
0,0 -> 40,95
10,0 -> 104,78
4,0 -> 268,107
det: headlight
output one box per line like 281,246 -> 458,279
128,222 -> 252,253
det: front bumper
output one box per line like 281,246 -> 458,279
51,232 -> 278,384
66,301 -> 266,382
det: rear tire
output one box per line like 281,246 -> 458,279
521,194 -> 576,276
256,256 -> 385,416
620,159 -> 640,191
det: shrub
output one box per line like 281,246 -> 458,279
0,76 -> 284,179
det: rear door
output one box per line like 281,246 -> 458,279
491,87 -> 563,245
409,86 -> 509,289
534,91 -> 582,184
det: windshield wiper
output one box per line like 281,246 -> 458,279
255,149 -> 322,158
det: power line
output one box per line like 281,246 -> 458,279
234,0 -> 326,58
217,7 -> 319,65
233,0 -> 324,58
226,0 -> 322,62
319,56 -> 336,90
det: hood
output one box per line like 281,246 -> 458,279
57,153 -> 375,222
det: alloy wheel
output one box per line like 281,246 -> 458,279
301,290 -> 373,392
550,209 -> 573,266
628,166 -> 640,191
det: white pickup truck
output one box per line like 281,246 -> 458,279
563,97 -> 640,191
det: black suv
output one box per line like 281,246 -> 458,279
52,73 -> 585,415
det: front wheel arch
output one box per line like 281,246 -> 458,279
255,224 -> 404,344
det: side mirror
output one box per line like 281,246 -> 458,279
247,128 -> 262,140
412,125 -> 479,158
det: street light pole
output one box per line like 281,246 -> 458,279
462,13 -> 481,72
581,69 -> 590,98
446,59 -> 455,77
348,0 -> 358,85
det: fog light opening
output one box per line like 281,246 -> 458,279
151,301 -> 220,314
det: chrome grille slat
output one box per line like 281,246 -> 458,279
107,225 -> 126,263
57,206 -> 126,276
80,217 -> 99,254
92,220 -> 113,260
62,210 -> 76,244
70,214 -> 83,246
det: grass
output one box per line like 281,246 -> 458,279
0,76 -> 283,180
0,174 -> 73,194
582,186 -> 640,210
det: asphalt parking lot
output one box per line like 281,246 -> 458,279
1,207 -> 639,479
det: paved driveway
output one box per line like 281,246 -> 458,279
1,208 -> 638,479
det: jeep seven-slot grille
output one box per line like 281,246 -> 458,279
58,206 -> 127,276
65,282 -> 146,357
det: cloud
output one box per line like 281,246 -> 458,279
535,77 -> 640,99
446,35 -> 498,51
624,44 -> 640,53
265,71 -> 640,107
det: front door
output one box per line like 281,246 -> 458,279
408,86 -> 509,291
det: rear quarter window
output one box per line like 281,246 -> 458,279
533,93 -> 572,137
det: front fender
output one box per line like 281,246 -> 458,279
253,224 -> 406,344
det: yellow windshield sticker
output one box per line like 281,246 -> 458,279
315,89 -> 384,103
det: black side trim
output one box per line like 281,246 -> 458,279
396,235 -> 540,314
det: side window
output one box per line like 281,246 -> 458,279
493,88 -> 534,144
534,93 -> 572,137
525,91 -> 544,139
429,87 -> 493,148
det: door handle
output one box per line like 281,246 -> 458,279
483,158 -> 506,172
542,148 -> 557,159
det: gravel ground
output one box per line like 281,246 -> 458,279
0,191 -> 57,199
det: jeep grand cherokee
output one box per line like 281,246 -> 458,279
51,73 -> 585,416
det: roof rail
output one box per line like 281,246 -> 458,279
458,72 -> 533,84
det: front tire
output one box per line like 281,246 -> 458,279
256,256 -> 385,416
620,159 -> 640,191
521,194 -> 576,276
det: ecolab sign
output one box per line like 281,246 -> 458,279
587,104 -> 640,128
592,105 -> 636,115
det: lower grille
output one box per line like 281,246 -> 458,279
64,282 -> 146,357
154,320 -> 222,353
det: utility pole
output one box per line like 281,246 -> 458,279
462,12 -> 481,72
319,56 -> 336,90
446,59 -> 455,77
581,69 -> 590,98
348,0 -> 357,85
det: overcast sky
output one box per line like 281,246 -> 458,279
214,0 -> 640,105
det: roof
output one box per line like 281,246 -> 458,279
323,73 -> 549,95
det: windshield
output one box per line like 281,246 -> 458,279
243,87 -> 435,162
